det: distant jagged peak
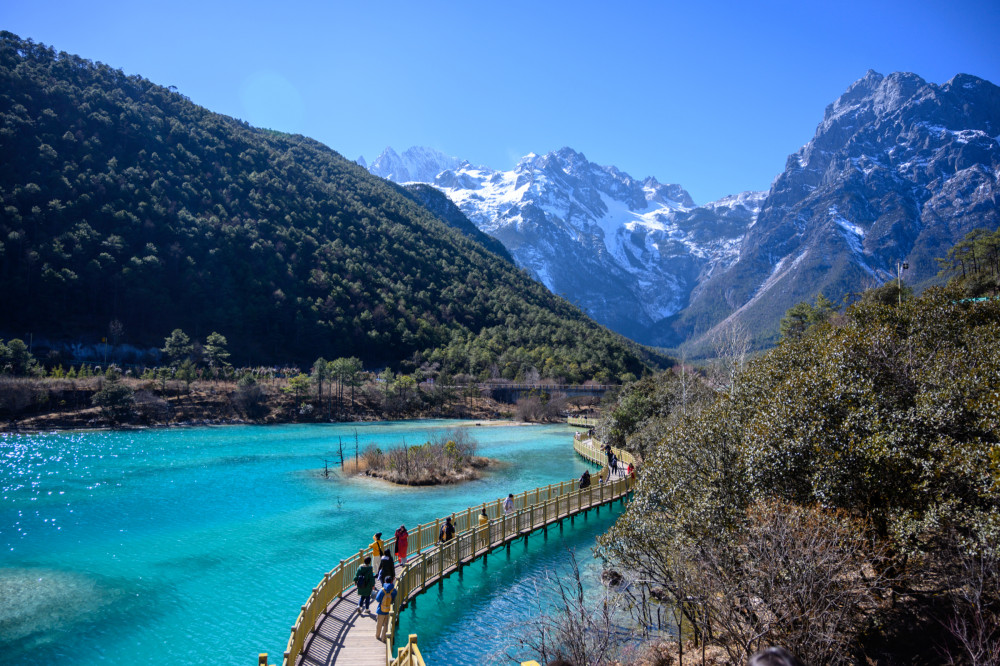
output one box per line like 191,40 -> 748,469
702,190 -> 768,213
374,145 -> 400,161
822,70 -> 930,126
869,71 -> 930,115
791,69 -> 1000,172
398,145 -> 462,165
368,145 -> 463,183
509,147 -> 694,209
824,69 -> 883,121
514,146 -> 590,175
642,177 -> 696,209
943,72 -> 999,95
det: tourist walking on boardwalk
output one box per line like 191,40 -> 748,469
603,443 -> 613,465
478,508 -> 490,550
374,576 -> 397,642
394,525 -> 409,566
354,556 -> 375,614
377,549 -> 395,585
609,452 -> 618,476
503,493 -> 515,515
438,516 -> 455,542
579,469 -> 591,489
371,532 -> 384,559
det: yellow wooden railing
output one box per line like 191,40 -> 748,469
391,634 -> 423,666
264,435 -> 634,666
573,431 -> 635,468
380,477 -> 631,665
567,416 -> 600,428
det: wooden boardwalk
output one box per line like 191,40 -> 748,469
280,435 -> 634,666
300,587 -> 382,666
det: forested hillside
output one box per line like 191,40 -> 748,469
0,32 -> 664,380
596,263 -> 1000,664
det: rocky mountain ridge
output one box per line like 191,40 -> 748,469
362,70 -> 999,352
675,70 -> 1000,351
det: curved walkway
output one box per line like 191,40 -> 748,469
265,431 -> 634,666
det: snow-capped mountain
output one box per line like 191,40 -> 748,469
363,71 -> 999,352
365,146 -> 762,343
677,70 -> 1000,351
363,146 -> 463,184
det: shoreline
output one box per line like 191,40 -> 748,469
1,376 -> 602,436
0,417 -> 560,437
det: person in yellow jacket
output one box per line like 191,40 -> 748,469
477,507 -> 490,550
371,532 -> 385,559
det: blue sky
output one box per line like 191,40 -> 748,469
4,0 -> 999,203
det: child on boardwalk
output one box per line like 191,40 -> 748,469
354,556 -> 375,614
374,576 -> 396,642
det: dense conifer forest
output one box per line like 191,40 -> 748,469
0,32 -> 665,381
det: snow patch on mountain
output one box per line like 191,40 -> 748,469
830,207 -> 874,274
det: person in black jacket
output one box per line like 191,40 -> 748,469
579,469 -> 591,489
438,516 -> 455,542
376,549 -> 395,585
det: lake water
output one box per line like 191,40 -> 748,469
0,421 -> 612,665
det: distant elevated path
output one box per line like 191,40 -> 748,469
479,382 -> 614,402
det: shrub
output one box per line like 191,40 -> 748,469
91,378 -> 135,424
362,443 -> 384,469
133,390 -> 171,423
230,377 -> 268,420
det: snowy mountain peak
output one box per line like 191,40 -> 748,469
703,190 -> 767,213
368,146 -> 462,183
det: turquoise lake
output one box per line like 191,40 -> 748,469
0,421 -> 615,665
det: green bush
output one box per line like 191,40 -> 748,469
91,378 -> 135,423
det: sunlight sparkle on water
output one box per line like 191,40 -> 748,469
0,421 -> 605,664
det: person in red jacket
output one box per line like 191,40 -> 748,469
394,525 -> 409,566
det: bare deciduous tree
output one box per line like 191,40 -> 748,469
504,551 -> 629,666
683,501 -> 888,665
938,532 -> 1000,666
710,319 -> 751,394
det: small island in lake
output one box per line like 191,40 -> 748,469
346,428 -> 497,486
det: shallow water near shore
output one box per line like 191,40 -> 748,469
0,420 -> 604,664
